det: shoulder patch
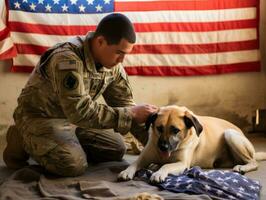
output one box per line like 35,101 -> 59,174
58,60 -> 77,70
63,72 -> 78,90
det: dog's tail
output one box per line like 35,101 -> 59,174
255,152 -> 266,161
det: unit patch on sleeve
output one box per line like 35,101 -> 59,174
63,72 -> 78,90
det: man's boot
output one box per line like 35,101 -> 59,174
3,125 -> 29,169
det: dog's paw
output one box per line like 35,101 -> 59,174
233,165 -> 246,175
118,166 -> 137,181
150,170 -> 168,183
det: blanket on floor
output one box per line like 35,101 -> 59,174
0,161 -> 211,200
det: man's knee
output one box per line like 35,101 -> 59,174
37,143 -> 88,177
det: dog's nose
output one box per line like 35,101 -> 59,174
158,140 -> 169,152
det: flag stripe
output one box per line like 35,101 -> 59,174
8,19 -> 257,35
115,0 -> 258,11
124,62 -> 260,76
13,49 -> 260,67
11,62 -> 260,75
16,40 -> 259,55
132,40 -> 259,54
11,29 -> 257,47
0,46 -> 17,59
124,50 -> 260,66
9,8 -> 256,24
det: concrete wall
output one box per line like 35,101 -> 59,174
1,0 -> 266,134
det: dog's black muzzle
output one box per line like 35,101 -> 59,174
158,139 -> 170,152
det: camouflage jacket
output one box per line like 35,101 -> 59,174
14,33 -> 135,134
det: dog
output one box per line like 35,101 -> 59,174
118,105 -> 266,183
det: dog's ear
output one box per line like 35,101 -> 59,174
145,113 -> 158,131
184,111 -> 203,136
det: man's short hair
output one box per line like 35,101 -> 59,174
94,13 -> 136,45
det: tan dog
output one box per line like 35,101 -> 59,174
118,105 -> 266,183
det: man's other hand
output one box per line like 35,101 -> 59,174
130,104 -> 158,124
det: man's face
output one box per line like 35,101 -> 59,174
95,36 -> 134,68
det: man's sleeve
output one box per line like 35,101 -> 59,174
49,52 -> 132,134
102,65 -> 149,143
102,64 -> 135,107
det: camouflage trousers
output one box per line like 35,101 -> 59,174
14,118 -> 128,177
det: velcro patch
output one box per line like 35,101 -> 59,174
58,60 -> 77,70
63,72 -> 78,90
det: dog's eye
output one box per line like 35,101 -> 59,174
156,125 -> 164,133
170,126 -> 180,134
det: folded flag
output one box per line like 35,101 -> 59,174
136,166 -> 261,200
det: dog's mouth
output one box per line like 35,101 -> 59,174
159,150 -> 171,158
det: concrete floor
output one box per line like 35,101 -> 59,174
0,128 -> 266,199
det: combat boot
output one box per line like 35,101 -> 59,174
3,125 -> 29,169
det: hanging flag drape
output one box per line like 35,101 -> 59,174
0,0 -> 261,76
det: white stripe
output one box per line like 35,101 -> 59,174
11,32 -> 73,47
137,29 -> 257,44
0,0 -> 7,31
11,28 -> 257,47
0,37 -> 14,54
9,7 -> 256,25
124,50 -> 260,66
13,54 -> 40,66
14,49 -> 260,67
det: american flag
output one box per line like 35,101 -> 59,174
137,166 -> 261,200
0,0 -> 261,76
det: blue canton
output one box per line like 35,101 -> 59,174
136,166 -> 261,200
9,0 -> 114,13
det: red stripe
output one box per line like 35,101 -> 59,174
15,44 -> 48,55
0,27 -> 10,41
0,46 -> 17,60
15,40 -> 258,56
11,62 -> 260,75
132,40 -> 259,54
115,0 -> 258,12
124,62 -> 260,76
9,20 -> 257,35
11,65 -> 34,73
9,22 -> 96,36
134,20 -> 257,32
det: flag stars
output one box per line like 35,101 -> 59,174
29,3 -> 36,11
204,184 -> 211,191
232,179 -> 239,183
14,1 -> 21,9
216,190 -> 224,195
238,186 -> 245,192
79,4 -> 86,12
87,0 -> 94,5
186,184 -> 192,189
104,0 -> 111,4
38,0 -> 44,4
53,0 -> 60,4
62,4 -> 68,12
45,4 -> 52,12
70,0 -> 78,5
95,4 -> 102,12
249,185 -> 257,190
22,0 -> 28,3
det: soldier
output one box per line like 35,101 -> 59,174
3,13 -> 158,176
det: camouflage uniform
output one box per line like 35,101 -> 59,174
4,33 -> 148,176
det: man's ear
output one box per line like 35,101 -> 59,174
145,113 -> 158,131
96,35 -> 106,47
184,111 -> 203,136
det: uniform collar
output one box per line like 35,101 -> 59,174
84,32 -> 113,73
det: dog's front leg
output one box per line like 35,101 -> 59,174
118,144 -> 156,181
150,162 -> 188,183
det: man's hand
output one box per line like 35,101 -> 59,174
130,104 -> 158,124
